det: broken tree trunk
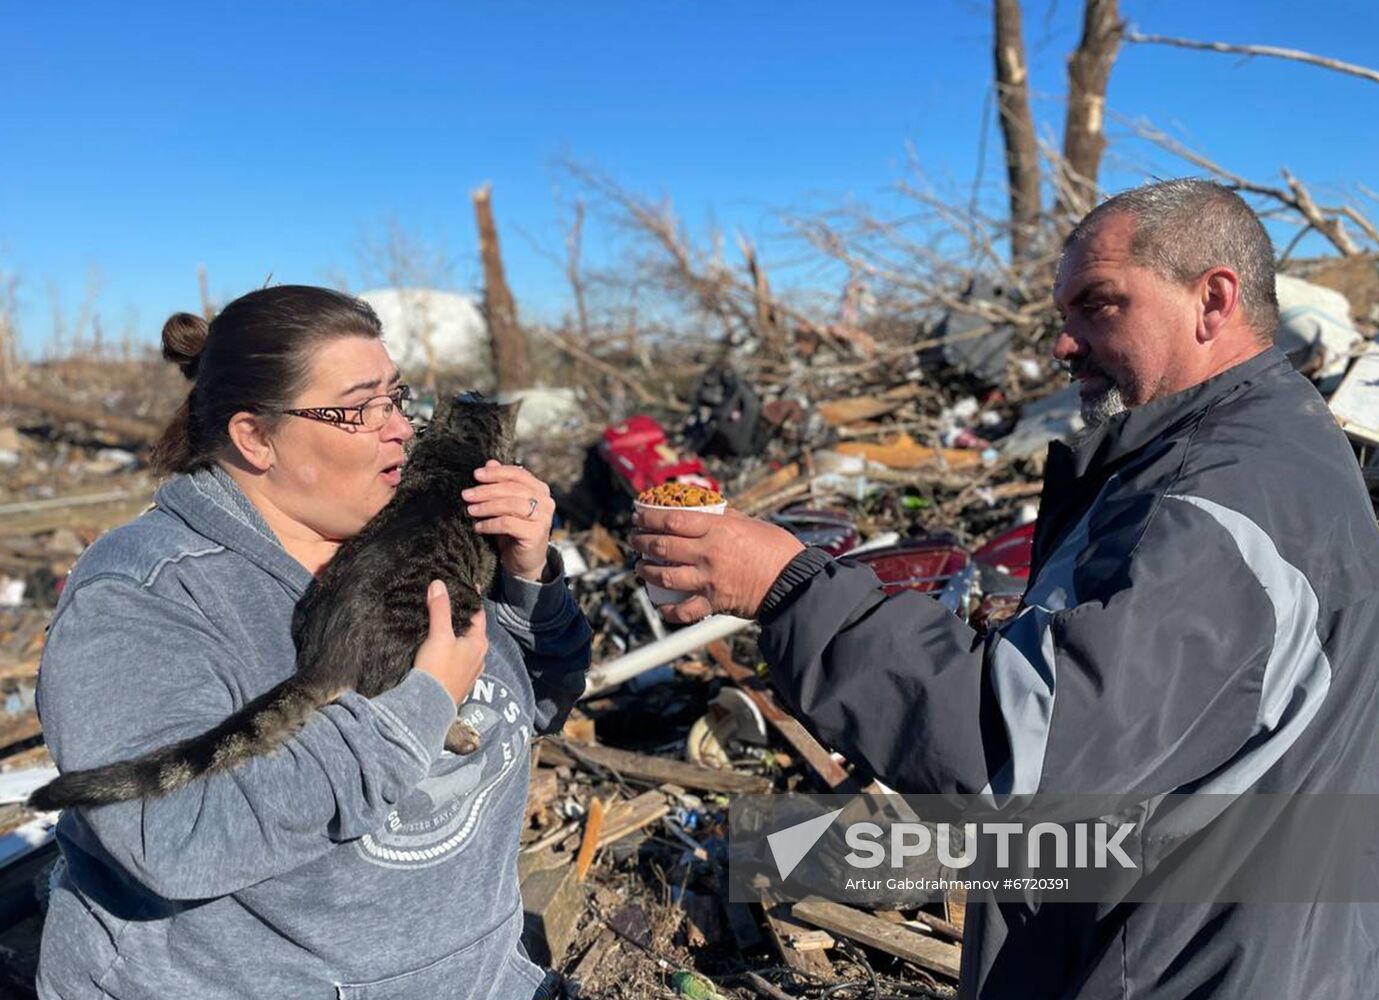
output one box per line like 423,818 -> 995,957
994,0 -> 1042,263
1058,0 -> 1122,222
739,235 -> 787,360
198,265 -> 215,321
472,183 -> 533,392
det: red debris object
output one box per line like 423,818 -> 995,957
846,537 -> 970,595
770,507 -> 859,556
972,521 -> 1036,580
949,428 -> 990,450
598,416 -> 719,497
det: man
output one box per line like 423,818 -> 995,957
632,179 -> 1379,997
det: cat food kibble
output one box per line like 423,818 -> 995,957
636,482 -> 725,508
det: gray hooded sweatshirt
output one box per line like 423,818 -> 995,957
35,466 -> 592,999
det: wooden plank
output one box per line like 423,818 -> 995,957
520,865 -> 584,967
759,892 -> 833,977
817,385 -> 919,427
738,481 -> 810,518
785,928 -> 835,952
523,767 -> 559,829
539,739 -> 772,795
734,462 -> 801,510
569,928 -> 618,987
912,907 -> 963,944
574,797 -> 605,881
679,890 -> 727,948
945,883 -> 967,935
791,898 -> 961,980
836,432 -> 984,471
598,791 -> 669,848
707,642 -> 860,794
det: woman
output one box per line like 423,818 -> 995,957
35,286 -> 592,999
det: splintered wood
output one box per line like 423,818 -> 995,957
597,791 -> 670,849
791,898 -> 962,980
539,739 -> 773,795
817,385 -> 922,426
575,797 -> 605,881
836,432 -> 985,471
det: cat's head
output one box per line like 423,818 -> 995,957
422,392 -> 519,465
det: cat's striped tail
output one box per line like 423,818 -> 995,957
29,677 -> 344,811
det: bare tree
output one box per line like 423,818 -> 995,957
472,183 -> 533,392
1057,0 -> 1122,222
1125,31 -> 1379,86
0,266 -> 19,386
994,0 -> 1042,263
561,159 -> 753,344
564,198 -> 591,342
198,264 -> 215,320
355,218 -> 457,390
1125,116 -> 1378,258
738,234 -> 788,360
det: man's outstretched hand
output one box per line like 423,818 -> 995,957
630,507 -> 805,623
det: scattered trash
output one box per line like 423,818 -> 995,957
498,386 -> 585,441
0,580 -> 24,609
1275,273 -> 1363,387
1002,383 -> 1084,459
5,264 -> 1377,999
669,970 -> 729,999
1328,341 -> 1379,446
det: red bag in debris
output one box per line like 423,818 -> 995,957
598,416 -> 719,497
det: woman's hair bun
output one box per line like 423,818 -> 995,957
161,312 -> 210,380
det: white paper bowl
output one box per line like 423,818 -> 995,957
633,498 -> 727,605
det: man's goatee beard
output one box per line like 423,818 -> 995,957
1081,384 -> 1128,427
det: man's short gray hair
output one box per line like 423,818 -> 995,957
1064,179 -> 1279,342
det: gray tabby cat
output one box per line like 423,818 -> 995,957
30,395 -> 516,810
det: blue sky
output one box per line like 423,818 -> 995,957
4,1 -> 1376,353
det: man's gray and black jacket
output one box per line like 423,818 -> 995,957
759,347 -> 1379,998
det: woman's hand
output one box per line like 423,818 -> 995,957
414,580 -> 488,704
462,460 -> 555,581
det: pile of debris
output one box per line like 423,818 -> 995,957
0,258 -> 1376,996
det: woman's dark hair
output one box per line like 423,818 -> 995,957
151,285 -> 383,476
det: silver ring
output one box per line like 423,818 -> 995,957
525,497 -> 539,519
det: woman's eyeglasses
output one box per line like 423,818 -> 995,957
279,384 -> 413,431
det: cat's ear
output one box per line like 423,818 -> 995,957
431,394 -> 455,431
496,400 -> 521,442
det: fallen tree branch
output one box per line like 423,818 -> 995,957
546,329 -> 688,412
1125,31 -> 1379,86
